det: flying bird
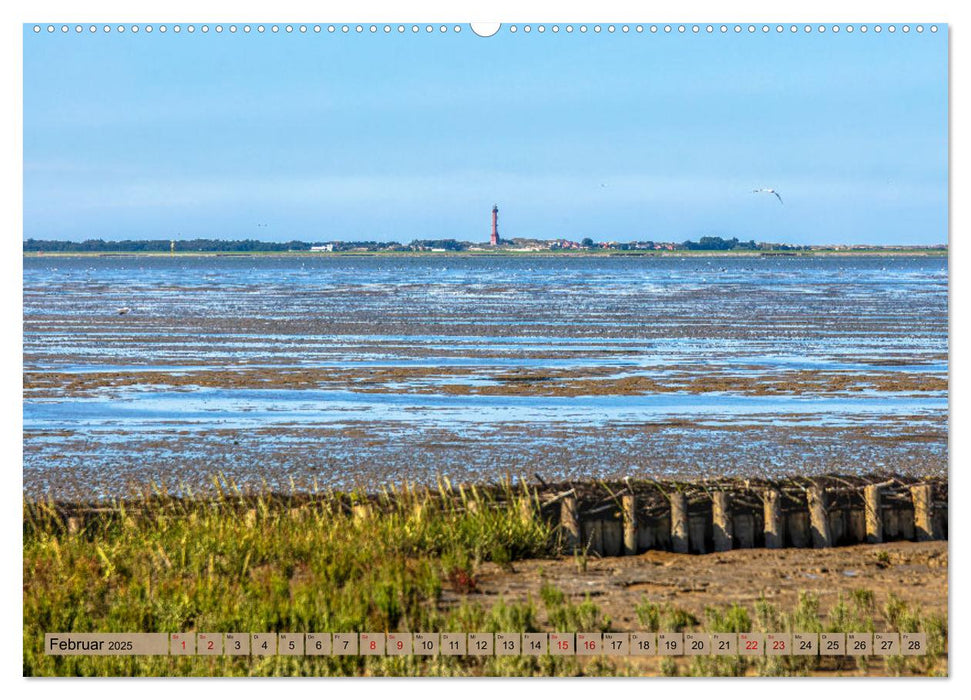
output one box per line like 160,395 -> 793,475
753,188 -> 783,204
116,307 -> 131,315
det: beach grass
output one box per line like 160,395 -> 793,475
23,478 -> 947,677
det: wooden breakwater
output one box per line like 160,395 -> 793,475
32,473 -> 946,555
535,474 -> 947,556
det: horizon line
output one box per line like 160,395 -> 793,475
21,236 -> 949,247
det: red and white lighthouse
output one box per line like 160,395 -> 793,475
490,204 -> 500,246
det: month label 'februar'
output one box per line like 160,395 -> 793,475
45,634 -> 169,656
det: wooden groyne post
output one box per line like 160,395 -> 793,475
865,483 -> 883,544
807,483 -> 832,548
712,491 -> 733,552
622,493 -> 638,556
669,491 -> 689,554
788,511 -> 810,548
763,488 -> 783,549
688,514 -> 707,554
560,495 -> 580,552
910,484 -> 936,541
519,496 -> 534,526
602,520 -> 622,556
734,513 -> 755,549
583,519 -> 604,554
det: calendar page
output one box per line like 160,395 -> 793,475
21,11 -> 948,680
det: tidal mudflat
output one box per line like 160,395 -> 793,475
23,255 -> 947,499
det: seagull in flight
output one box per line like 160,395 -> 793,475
116,306 -> 131,315
753,188 -> 784,204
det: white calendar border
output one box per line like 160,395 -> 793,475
4,0 -> 964,698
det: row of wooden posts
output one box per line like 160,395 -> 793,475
555,483 -> 942,556
47,477 -> 944,555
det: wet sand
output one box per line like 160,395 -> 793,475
23,255 -> 947,498
462,541 -> 947,627
23,364 -> 947,398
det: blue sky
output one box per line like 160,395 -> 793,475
23,25 -> 947,244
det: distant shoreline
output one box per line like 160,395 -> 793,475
23,248 -> 948,259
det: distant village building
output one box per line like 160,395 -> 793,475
310,244 -> 334,252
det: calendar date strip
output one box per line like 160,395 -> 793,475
45,632 -> 927,657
